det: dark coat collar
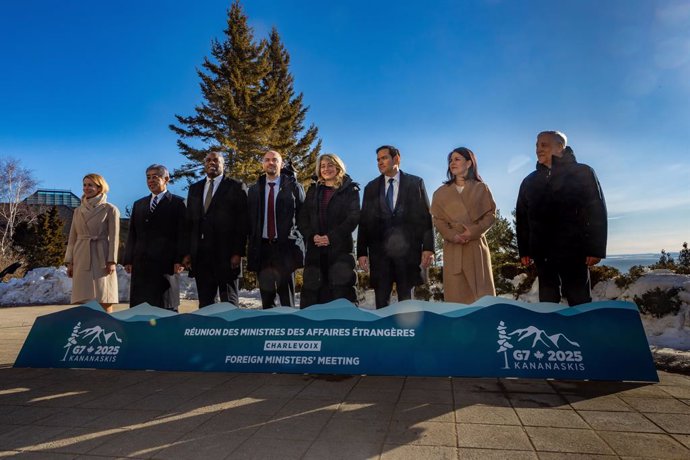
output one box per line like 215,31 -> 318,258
536,147 -> 577,171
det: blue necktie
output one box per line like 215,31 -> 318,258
386,178 -> 395,210
150,195 -> 158,213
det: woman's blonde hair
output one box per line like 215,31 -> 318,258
83,173 -> 110,195
316,154 -> 346,189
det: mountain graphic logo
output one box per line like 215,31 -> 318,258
78,326 -> 123,345
496,321 -> 583,370
62,323 -> 123,361
508,325 -> 580,349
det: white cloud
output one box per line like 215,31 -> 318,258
654,37 -> 690,70
507,155 -> 531,174
655,1 -> 690,26
665,163 -> 690,174
607,192 -> 690,215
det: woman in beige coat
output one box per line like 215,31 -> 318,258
65,173 -> 120,312
431,147 -> 496,304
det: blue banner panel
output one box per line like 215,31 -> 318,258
14,298 -> 658,382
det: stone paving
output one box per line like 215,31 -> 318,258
1,304 -> 689,459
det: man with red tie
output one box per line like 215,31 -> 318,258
247,150 -> 305,308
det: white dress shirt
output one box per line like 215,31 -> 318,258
203,175 -> 222,202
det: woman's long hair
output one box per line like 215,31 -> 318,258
443,147 -> 483,185
316,153 -> 347,189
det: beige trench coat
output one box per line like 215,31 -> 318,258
431,180 -> 496,303
64,197 -> 120,304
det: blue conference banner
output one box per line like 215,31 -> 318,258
14,298 -> 658,382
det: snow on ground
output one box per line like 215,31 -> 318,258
0,267 -> 72,306
0,266 -> 379,311
2,266 -> 689,358
592,270 -> 690,351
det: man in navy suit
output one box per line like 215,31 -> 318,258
357,145 -> 435,308
186,151 -> 248,307
123,164 -> 187,309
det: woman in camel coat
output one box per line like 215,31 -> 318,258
65,173 -> 120,312
431,147 -> 496,304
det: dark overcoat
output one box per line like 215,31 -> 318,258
516,147 -> 607,260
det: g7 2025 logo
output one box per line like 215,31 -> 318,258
497,321 -> 585,372
61,322 -> 123,363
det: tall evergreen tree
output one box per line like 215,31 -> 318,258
170,1 -> 320,185
263,28 -> 320,184
486,209 -> 524,294
13,206 -> 65,270
170,1 -> 267,182
486,210 -> 518,262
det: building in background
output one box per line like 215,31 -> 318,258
23,189 -> 81,237
21,189 -> 130,263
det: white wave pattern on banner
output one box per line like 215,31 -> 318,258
1,267 -> 689,351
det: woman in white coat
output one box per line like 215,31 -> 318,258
64,173 -> 120,312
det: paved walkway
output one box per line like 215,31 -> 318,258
1,304 -> 689,459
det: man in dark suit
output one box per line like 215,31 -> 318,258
123,164 -> 187,309
357,145 -> 435,308
247,150 -> 305,308
186,151 -> 248,307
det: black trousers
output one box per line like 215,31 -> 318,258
373,257 -> 415,309
194,249 -> 239,308
300,254 -> 357,308
258,240 -> 296,309
129,268 -> 169,309
535,256 -> 592,306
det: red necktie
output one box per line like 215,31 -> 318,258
267,183 -> 276,239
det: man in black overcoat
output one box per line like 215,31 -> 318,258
186,151 -> 248,307
357,145 -> 435,308
247,150 -> 305,308
516,130 -> 607,305
123,164 -> 187,309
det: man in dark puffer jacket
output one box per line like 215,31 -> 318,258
516,131 -> 607,306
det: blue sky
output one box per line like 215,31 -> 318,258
1,0 -> 688,255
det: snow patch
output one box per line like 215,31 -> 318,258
2,267 -> 690,354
